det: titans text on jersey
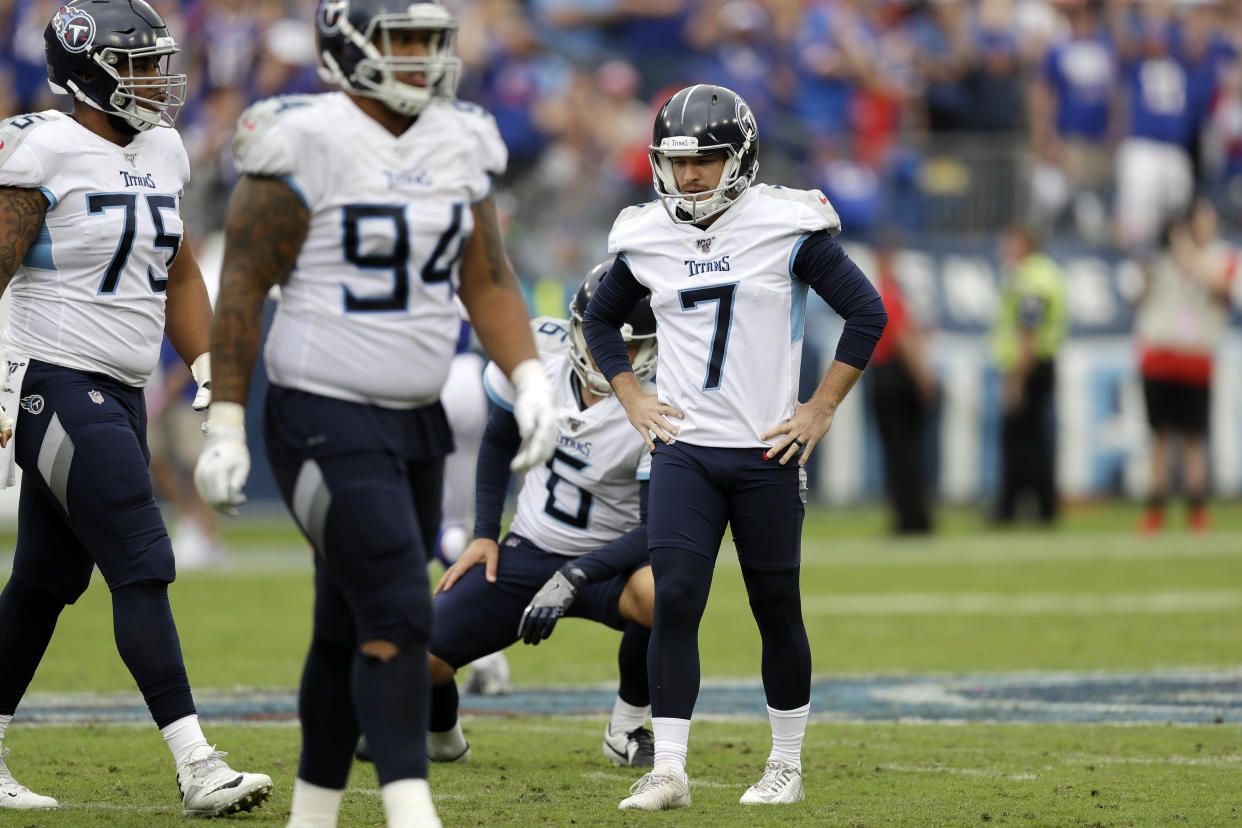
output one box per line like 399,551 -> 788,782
482,318 -> 652,555
0,110 -> 189,385
232,92 -> 506,408
608,184 -> 841,448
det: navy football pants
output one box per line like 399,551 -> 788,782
646,441 -> 812,718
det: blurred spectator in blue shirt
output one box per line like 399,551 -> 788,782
478,13 -> 572,184
791,0 -> 865,140
1202,54 -> 1242,225
910,0 -> 973,133
1115,12 -> 1195,247
1029,0 -> 1118,242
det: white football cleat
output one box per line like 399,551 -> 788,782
602,724 -> 654,768
0,748 -> 57,810
739,760 -> 805,804
463,651 -> 511,696
617,762 -> 690,811
176,745 -> 272,817
427,740 -> 471,763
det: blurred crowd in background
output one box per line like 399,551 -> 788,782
1,0 -> 1240,288
0,0 -> 1239,539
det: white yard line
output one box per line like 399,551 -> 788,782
874,763 -> 1038,780
1063,753 -> 1242,767
803,590 -> 1242,615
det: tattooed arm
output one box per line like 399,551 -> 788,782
209,175 -> 309,405
457,192 -> 540,377
0,187 -> 49,296
163,235 -> 211,367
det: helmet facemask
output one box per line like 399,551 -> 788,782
319,5 -> 461,116
50,38 -> 186,131
101,42 -> 185,130
649,140 -> 756,224
568,315 -> 657,397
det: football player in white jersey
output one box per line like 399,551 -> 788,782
430,261 -> 660,769
0,0 -> 273,817
582,85 -> 888,810
192,2 -> 557,826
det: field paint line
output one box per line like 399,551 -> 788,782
581,771 -> 737,790
798,533 -> 1242,568
803,590 -> 1242,615
14,669 -> 1242,726
1063,754 -> 1242,767
872,680 -> 1241,719
55,802 -> 179,813
345,787 -> 467,800
874,763 -> 1037,780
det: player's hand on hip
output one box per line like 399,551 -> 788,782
761,400 -> 836,466
509,359 -> 558,472
618,389 -> 683,452
436,537 -> 499,593
190,353 -> 212,411
194,402 -> 249,515
517,563 -> 586,645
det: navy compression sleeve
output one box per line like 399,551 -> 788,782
792,231 -> 888,368
581,256 -> 649,382
564,481 -> 649,583
472,404 -> 521,541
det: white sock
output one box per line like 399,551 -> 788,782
287,777 -> 344,828
381,778 -> 440,828
0,713 -> 11,741
609,697 -> 649,735
767,703 -> 809,772
426,721 -> 467,759
161,714 -> 209,767
651,716 -> 690,779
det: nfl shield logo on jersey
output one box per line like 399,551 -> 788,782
566,417 -> 583,432
88,390 -> 104,405
53,5 -> 95,53
696,237 -> 713,254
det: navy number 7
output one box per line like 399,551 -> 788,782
679,282 -> 738,391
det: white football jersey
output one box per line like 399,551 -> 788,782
0,111 -> 190,386
234,92 -> 506,408
484,317 -> 652,557
608,184 -> 841,448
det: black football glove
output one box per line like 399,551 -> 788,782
517,563 -> 587,645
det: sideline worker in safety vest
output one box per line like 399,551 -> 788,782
992,225 -> 1068,524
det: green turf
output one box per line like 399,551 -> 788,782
0,501 -> 1239,824
1,719 -> 1239,825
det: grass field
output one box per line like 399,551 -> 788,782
0,501 -> 1240,825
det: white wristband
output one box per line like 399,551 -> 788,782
509,358 -> 547,391
207,401 -> 246,431
190,352 -> 211,387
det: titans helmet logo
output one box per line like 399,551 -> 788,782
735,98 -> 758,142
318,0 -> 348,34
53,5 -> 95,53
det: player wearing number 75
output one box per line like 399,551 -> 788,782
0,0 -> 272,817
582,84 -> 887,811
193,1 -> 558,826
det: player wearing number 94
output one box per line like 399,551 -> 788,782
582,84 -> 888,810
0,0 -> 272,817
193,0 -> 557,826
